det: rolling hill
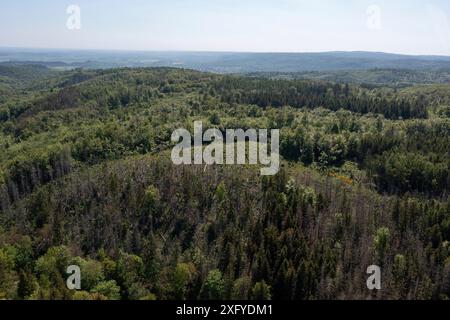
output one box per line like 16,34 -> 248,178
2,48 -> 450,72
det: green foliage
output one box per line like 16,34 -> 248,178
249,69 -> 450,87
140,293 -> 157,300
374,227 -> 390,262
0,246 -> 18,299
127,282 -> 151,300
215,182 -> 227,203
72,291 -> 103,300
32,246 -> 74,299
251,281 -> 272,300
116,252 -> 145,297
1,67 -> 448,208
0,66 -> 448,300
209,112 -> 221,125
145,185 -> 161,215
215,76 -> 428,119
231,276 -> 252,300
170,263 -> 195,300
200,270 -> 225,300
91,280 -> 121,300
71,257 -> 105,291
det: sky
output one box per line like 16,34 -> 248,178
0,0 -> 450,55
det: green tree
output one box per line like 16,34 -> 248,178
200,269 -> 225,300
209,112 -> 221,125
0,247 -> 18,299
91,280 -> 121,300
33,246 -> 72,300
231,276 -> 252,300
171,263 -> 195,300
71,257 -> 104,291
374,227 -> 390,263
251,281 -> 271,300
116,252 -> 145,297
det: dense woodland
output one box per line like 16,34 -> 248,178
246,69 -> 450,87
0,65 -> 449,300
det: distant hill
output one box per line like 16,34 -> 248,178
1,48 -> 450,72
0,62 -> 56,88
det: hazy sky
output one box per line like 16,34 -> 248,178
1,0 -> 450,55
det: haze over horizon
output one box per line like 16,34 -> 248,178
1,0 -> 450,56
2,47 -> 450,58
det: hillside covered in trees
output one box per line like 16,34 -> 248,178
0,65 -> 449,300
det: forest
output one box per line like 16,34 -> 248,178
0,64 -> 449,300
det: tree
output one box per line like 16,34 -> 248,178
17,269 -> 38,299
251,281 -> 271,300
33,246 -> 72,300
116,252 -> 145,296
171,263 -> 195,300
392,254 -> 407,298
91,280 -> 121,300
128,282 -> 151,300
0,247 -> 18,299
200,270 -> 225,300
72,290 -> 107,300
374,227 -> 390,263
71,257 -> 104,291
231,276 -> 252,300
209,112 -> 221,125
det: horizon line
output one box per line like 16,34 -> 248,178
2,46 -> 450,58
